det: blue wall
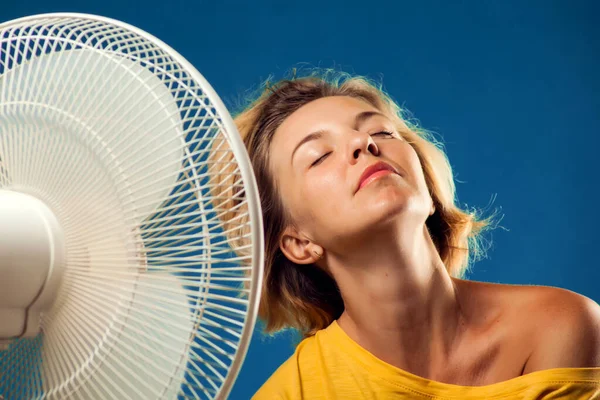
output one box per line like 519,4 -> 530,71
2,1 -> 598,398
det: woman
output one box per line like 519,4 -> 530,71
224,71 -> 600,399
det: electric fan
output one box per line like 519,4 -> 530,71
0,13 -> 264,400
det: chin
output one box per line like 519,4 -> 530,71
363,189 -> 428,227
364,183 -> 411,209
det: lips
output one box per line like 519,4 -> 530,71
357,161 -> 399,192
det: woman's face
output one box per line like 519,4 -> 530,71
270,95 -> 433,251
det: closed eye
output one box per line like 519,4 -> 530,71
310,131 -> 393,167
371,130 -> 394,137
311,152 -> 331,167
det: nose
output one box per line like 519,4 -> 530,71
348,131 -> 379,163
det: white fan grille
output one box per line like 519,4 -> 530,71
0,14 -> 262,400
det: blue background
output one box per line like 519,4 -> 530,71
2,1 -> 598,398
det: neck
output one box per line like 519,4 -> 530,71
327,221 -> 466,372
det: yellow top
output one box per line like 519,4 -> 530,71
253,320 -> 600,399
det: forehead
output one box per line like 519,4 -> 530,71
272,95 -> 382,150
280,95 -> 379,134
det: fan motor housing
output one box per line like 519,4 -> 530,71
0,190 -> 66,347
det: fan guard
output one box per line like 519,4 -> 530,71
0,13 -> 263,400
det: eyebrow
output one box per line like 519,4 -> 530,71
291,110 -> 388,162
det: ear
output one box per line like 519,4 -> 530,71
279,226 -> 324,265
429,197 -> 436,216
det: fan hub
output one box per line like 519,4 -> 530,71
0,190 -> 66,348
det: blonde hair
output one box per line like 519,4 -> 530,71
211,70 -> 493,338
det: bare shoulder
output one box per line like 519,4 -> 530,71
516,285 -> 600,372
453,279 -> 600,376
469,281 -> 600,371
456,279 -> 600,328
522,284 -> 600,316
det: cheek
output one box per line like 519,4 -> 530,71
409,153 -> 430,193
276,174 -> 330,227
382,144 -> 432,206
395,144 -> 428,186
297,169 -> 345,220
